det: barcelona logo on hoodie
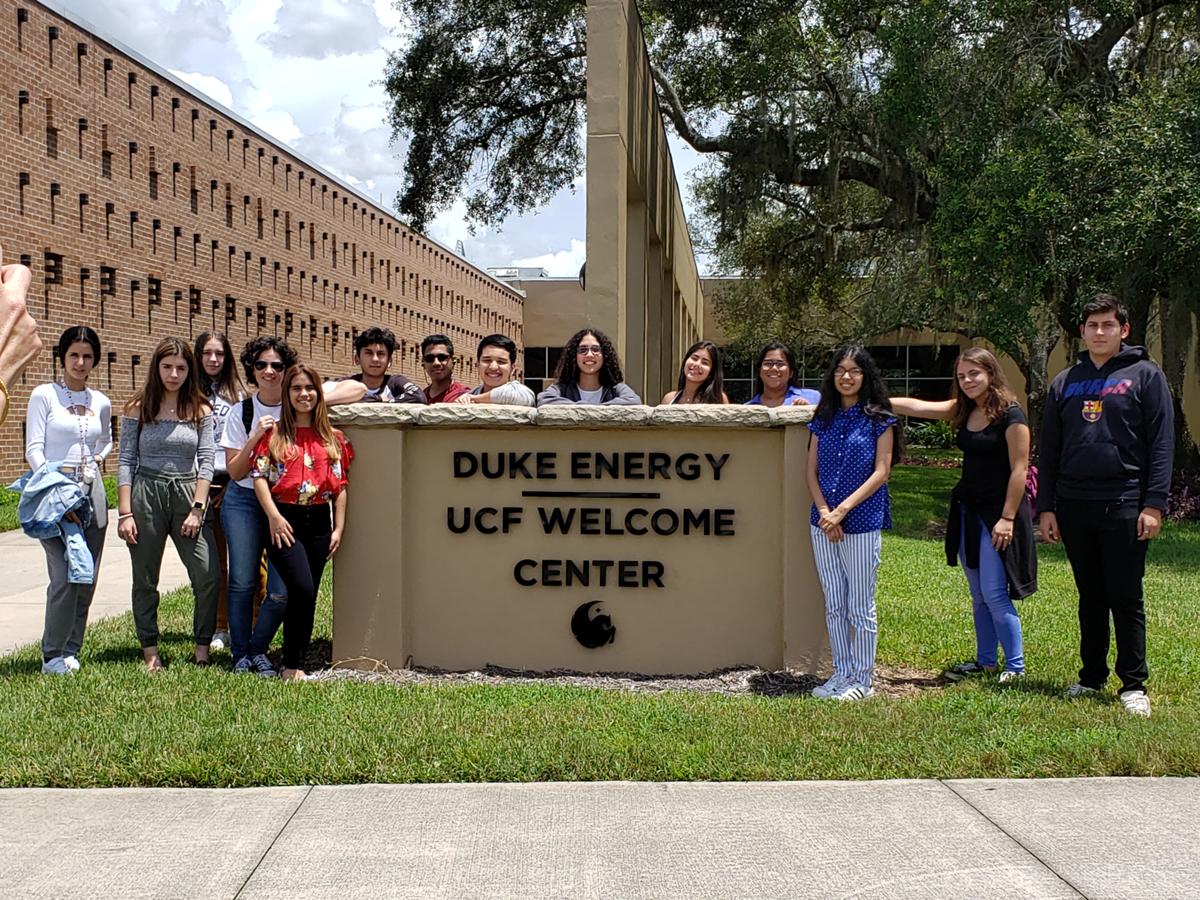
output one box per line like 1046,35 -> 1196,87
1081,399 -> 1103,422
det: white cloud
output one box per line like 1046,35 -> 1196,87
513,240 -> 587,278
260,0 -> 384,60
168,69 -> 235,110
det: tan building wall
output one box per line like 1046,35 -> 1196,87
585,0 -> 706,403
0,0 -> 524,478
329,404 -> 828,675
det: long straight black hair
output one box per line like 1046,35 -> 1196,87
814,345 -> 902,463
674,340 -> 725,403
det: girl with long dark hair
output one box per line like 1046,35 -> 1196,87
23,326 -> 112,675
116,337 -> 218,671
536,328 -> 641,405
660,340 -> 729,404
806,346 -> 899,701
252,364 -> 352,681
891,347 -> 1034,682
194,331 -> 244,653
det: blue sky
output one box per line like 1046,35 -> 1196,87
54,0 -> 710,276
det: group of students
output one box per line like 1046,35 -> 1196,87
21,293 -> 1174,716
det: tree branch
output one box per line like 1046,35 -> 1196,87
649,63 -> 737,153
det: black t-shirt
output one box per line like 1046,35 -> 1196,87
956,404 -> 1027,505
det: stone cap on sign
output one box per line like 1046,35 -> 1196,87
330,403 -> 816,429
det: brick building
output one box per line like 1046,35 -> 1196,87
0,0 -> 524,478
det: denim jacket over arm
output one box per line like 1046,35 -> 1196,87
8,462 -> 96,584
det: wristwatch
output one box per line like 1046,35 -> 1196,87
192,501 -> 205,514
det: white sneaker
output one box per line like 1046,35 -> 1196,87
209,631 -> 229,652
811,674 -> 848,699
41,657 -> 74,675
63,655 -> 81,672
1066,683 -> 1100,698
1119,690 -> 1151,718
998,670 -> 1024,684
830,682 -> 874,701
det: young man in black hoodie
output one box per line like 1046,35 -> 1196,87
1037,294 -> 1174,717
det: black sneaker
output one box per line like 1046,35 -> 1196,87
250,653 -> 277,678
945,661 -> 989,681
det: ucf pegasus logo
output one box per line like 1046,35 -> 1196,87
1081,400 -> 1103,423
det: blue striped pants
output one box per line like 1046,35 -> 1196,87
810,526 -> 881,687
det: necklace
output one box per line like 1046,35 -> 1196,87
60,381 -> 93,480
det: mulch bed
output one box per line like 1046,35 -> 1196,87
311,657 -> 947,699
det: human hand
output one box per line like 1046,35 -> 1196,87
181,508 -> 203,538
1137,507 -> 1162,541
819,505 -> 846,531
270,514 -> 294,548
790,396 -> 811,406
249,415 -> 276,443
991,518 -> 1014,551
0,243 -> 43,416
826,523 -> 845,543
1039,511 -> 1059,544
328,527 -> 343,558
454,393 -> 474,405
118,516 -> 138,544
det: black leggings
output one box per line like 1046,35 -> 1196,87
264,503 -> 332,671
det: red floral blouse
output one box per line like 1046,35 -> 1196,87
252,428 -> 353,505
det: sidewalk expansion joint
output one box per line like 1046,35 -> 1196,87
232,786 -> 313,900
938,780 -> 1089,899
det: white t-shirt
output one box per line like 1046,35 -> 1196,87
578,388 -> 604,404
218,393 -> 282,490
205,386 -> 243,476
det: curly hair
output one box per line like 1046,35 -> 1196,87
951,347 -> 1019,432
554,328 -> 624,388
239,336 -> 298,386
814,345 -> 902,463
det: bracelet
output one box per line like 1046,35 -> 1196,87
1000,515 -> 1015,522
117,513 -> 134,521
0,374 -> 9,429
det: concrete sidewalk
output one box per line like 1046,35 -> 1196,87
0,778 -> 1195,899
0,511 -> 190,656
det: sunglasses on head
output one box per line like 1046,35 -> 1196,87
254,360 -> 286,372
423,353 -> 451,363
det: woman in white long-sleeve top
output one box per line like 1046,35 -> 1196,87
24,326 -> 112,675
536,328 -> 641,406
116,337 -> 217,672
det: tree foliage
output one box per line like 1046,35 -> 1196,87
383,0 -> 1200,454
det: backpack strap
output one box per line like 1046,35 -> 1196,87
241,397 -> 255,435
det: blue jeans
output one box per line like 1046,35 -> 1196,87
220,483 -> 287,661
959,510 -> 1024,673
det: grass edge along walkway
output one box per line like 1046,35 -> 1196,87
1,466 -> 1198,785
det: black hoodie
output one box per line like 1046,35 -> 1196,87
1037,344 -> 1174,512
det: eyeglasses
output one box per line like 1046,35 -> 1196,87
761,360 -> 790,370
577,346 -> 603,356
423,353 -> 451,363
254,360 -> 285,372
835,368 -> 863,379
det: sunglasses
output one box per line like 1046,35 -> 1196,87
423,353 -> 451,363
254,360 -> 286,372
577,346 -> 603,356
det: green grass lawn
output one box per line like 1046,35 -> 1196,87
2,465 -> 1198,786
